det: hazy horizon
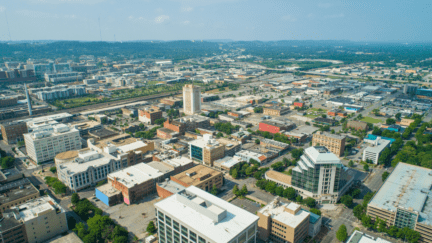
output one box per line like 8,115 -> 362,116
1,0 -> 431,42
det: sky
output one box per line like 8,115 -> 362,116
0,0 -> 431,42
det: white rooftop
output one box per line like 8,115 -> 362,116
108,163 -> 164,188
17,195 -> 65,221
363,139 -> 391,154
346,230 -> 392,243
117,141 -> 148,153
163,157 -> 193,167
305,146 -> 341,164
155,186 -> 259,243
259,199 -> 309,229
58,150 -> 116,175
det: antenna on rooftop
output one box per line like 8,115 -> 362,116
98,17 -> 102,42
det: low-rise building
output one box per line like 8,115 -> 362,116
156,179 -> 187,199
155,186 -> 259,243
263,106 -> 290,116
327,109 -> 347,117
0,121 -> 28,145
346,230 -> 392,243
0,178 -> 40,213
139,108 -> 162,125
16,196 -> 67,243
104,163 -> 165,205
68,120 -> 103,136
259,120 -> 295,134
189,134 -> 225,166
213,156 -> 244,172
235,150 -> 267,165
313,117 -> 336,126
160,98 -> 183,107
367,163 -> 432,243
0,208 -> 28,243
171,164 -> 223,192
312,132 -> 346,157
88,134 -> 155,167
347,120 -> 368,131
56,149 -> 122,192
399,118 -> 415,127
257,198 -> 310,243
362,138 -> 391,164
260,138 -> 290,151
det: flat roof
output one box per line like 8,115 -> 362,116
95,183 -> 121,197
304,146 -> 341,164
266,170 -> 292,185
155,186 -> 259,243
259,200 -> 309,229
45,232 -> 83,243
18,195 -> 65,221
161,157 -> 194,168
108,163 -> 164,188
368,162 -> 432,226
363,139 -> 390,153
92,134 -> 141,149
172,165 -> 222,186
147,161 -> 174,174
57,151 -> 116,174
157,180 -> 186,194
88,128 -> 118,138
346,230 -> 391,243
117,141 -> 149,153
0,179 -> 39,204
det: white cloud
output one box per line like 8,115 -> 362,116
281,15 -> 297,22
155,15 -> 169,23
324,13 -> 344,19
181,6 -> 193,12
182,20 -> 190,25
0,6 -> 5,12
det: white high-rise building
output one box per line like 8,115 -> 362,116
155,186 -> 259,243
183,84 -> 201,115
24,124 -> 81,163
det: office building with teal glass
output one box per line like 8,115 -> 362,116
291,146 -> 354,204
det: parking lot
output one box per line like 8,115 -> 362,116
89,195 -> 161,239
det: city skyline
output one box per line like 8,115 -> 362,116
0,0 -> 431,42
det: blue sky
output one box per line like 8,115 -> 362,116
0,0 -> 431,42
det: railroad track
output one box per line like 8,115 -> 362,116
0,91 -> 180,123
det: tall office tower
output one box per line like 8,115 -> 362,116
183,84 -> 201,115
25,85 -> 33,115
291,146 -> 353,204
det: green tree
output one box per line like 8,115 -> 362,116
386,118 -> 396,125
275,186 -> 284,196
364,164 -> 369,171
1,156 -> 14,169
241,184 -> 248,196
146,221 -> 156,234
336,224 -> 348,242
361,215 -> 373,229
211,185 -> 218,195
265,181 -> 277,194
255,139 -> 260,144
382,171 -> 389,181
283,187 -> 297,200
304,197 -> 316,208
296,195 -> 303,203
353,205 -> 365,220
340,195 -> 353,208
377,218 -> 388,233
231,169 -> 238,179
49,166 -> 57,173
71,193 -> 80,205
233,184 -> 240,196
348,160 -> 354,167
309,208 -> 322,216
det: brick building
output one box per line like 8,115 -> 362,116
138,108 -> 162,125
347,120 -> 368,131
160,97 -> 182,107
106,163 -> 165,205
259,120 -> 295,134
312,132 -> 346,157
263,106 -> 290,116
327,109 -> 347,117
0,96 -> 18,108
293,102 -> 305,108
0,121 -> 28,145
170,165 -> 224,192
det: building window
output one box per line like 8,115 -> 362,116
181,226 -> 188,237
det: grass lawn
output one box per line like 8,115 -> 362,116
361,117 -> 383,123
305,114 -> 318,119
308,108 -> 327,112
